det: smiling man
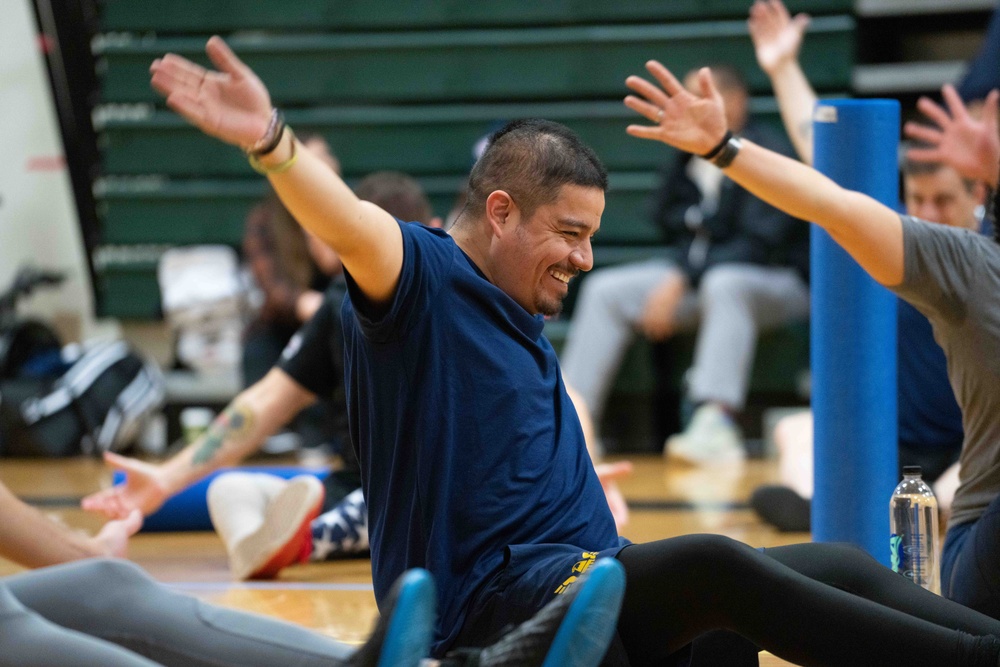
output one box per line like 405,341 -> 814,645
146,39 -> 625,659
141,38 -> 1000,667
340,119 -> 620,655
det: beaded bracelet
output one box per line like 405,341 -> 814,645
245,109 -> 285,157
248,127 -> 298,175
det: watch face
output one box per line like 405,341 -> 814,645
712,137 -> 741,169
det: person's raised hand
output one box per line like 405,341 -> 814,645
625,62 -> 729,155
749,0 -> 810,76
81,451 -> 171,519
905,86 -> 1000,188
150,35 -> 273,150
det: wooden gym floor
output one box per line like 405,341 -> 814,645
0,454 -> 807,666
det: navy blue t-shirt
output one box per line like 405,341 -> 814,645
896,298 -> 964,450
341,221 -> 621,654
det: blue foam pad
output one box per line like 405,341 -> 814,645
812,99 -> 900,567
114,466 -> 329,532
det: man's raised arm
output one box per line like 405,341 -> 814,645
624,62 -> 904,286
150,36 -> 402,304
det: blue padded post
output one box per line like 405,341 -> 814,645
115,467 -> 329,532
811,99 -> 899,567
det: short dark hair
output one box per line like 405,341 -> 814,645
354,171 -> 434,224
461,118 -> 608,221
703,63 -> 747,95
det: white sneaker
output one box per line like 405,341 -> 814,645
664,404 -> 745,466
207,473 -> 324,580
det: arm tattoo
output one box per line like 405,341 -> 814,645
192,403 -> 257,466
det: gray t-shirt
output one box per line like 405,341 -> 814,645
892,215 -> 1000,527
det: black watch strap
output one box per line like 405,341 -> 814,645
700,130 -> 733,161
707,134 -> 742,169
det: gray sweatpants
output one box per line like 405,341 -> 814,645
0,559 -> 355,667
561,261 -> 809,421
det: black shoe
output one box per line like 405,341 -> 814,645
750,485 -> 812,532
474,558 -> 626,667
348,569 -> 436,667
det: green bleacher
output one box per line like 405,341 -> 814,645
100,101 -> 790,177
96,20 -> 852,105
93,1 -> 845,423
98,173 -> 663,248
99,0 -> 851,32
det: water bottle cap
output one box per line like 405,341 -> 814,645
903,465 -> 922,476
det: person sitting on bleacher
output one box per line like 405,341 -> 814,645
561,64 -> 809,465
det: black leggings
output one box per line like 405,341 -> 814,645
616,535 -> 1000,667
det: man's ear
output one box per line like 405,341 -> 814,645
973,180 -> 989,206
485,190 -> 516,237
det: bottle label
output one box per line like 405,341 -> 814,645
890,534 -> 903,573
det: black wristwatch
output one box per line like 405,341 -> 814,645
700,130 -> 742,169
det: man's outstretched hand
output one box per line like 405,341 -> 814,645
905,85 -> 1000,188
625,62 -> 729,156
150,36 -> 273,150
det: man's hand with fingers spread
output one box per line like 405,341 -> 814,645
150,35 -> 273,149
625,62 -> 729,156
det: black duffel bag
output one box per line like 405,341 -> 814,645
0,340 -> 165,457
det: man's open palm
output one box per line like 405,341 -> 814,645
150,36 -> 273,149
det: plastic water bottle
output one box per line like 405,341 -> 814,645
889,466 -> 940,594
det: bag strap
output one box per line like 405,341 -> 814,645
20,342 -> 130,423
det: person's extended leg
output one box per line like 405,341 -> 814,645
3,558 -> 428,667
686,264 -> 809,412
616,534 -> 1000,667
668,264 -> 808,465
560,260 -> 678,423
942,492 -> 1000,620
749,411 -> 814,532
312,487 -> 370,559
207,472 -> 323,580
0,583 -> 159,667
764,542 -> 1000,636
